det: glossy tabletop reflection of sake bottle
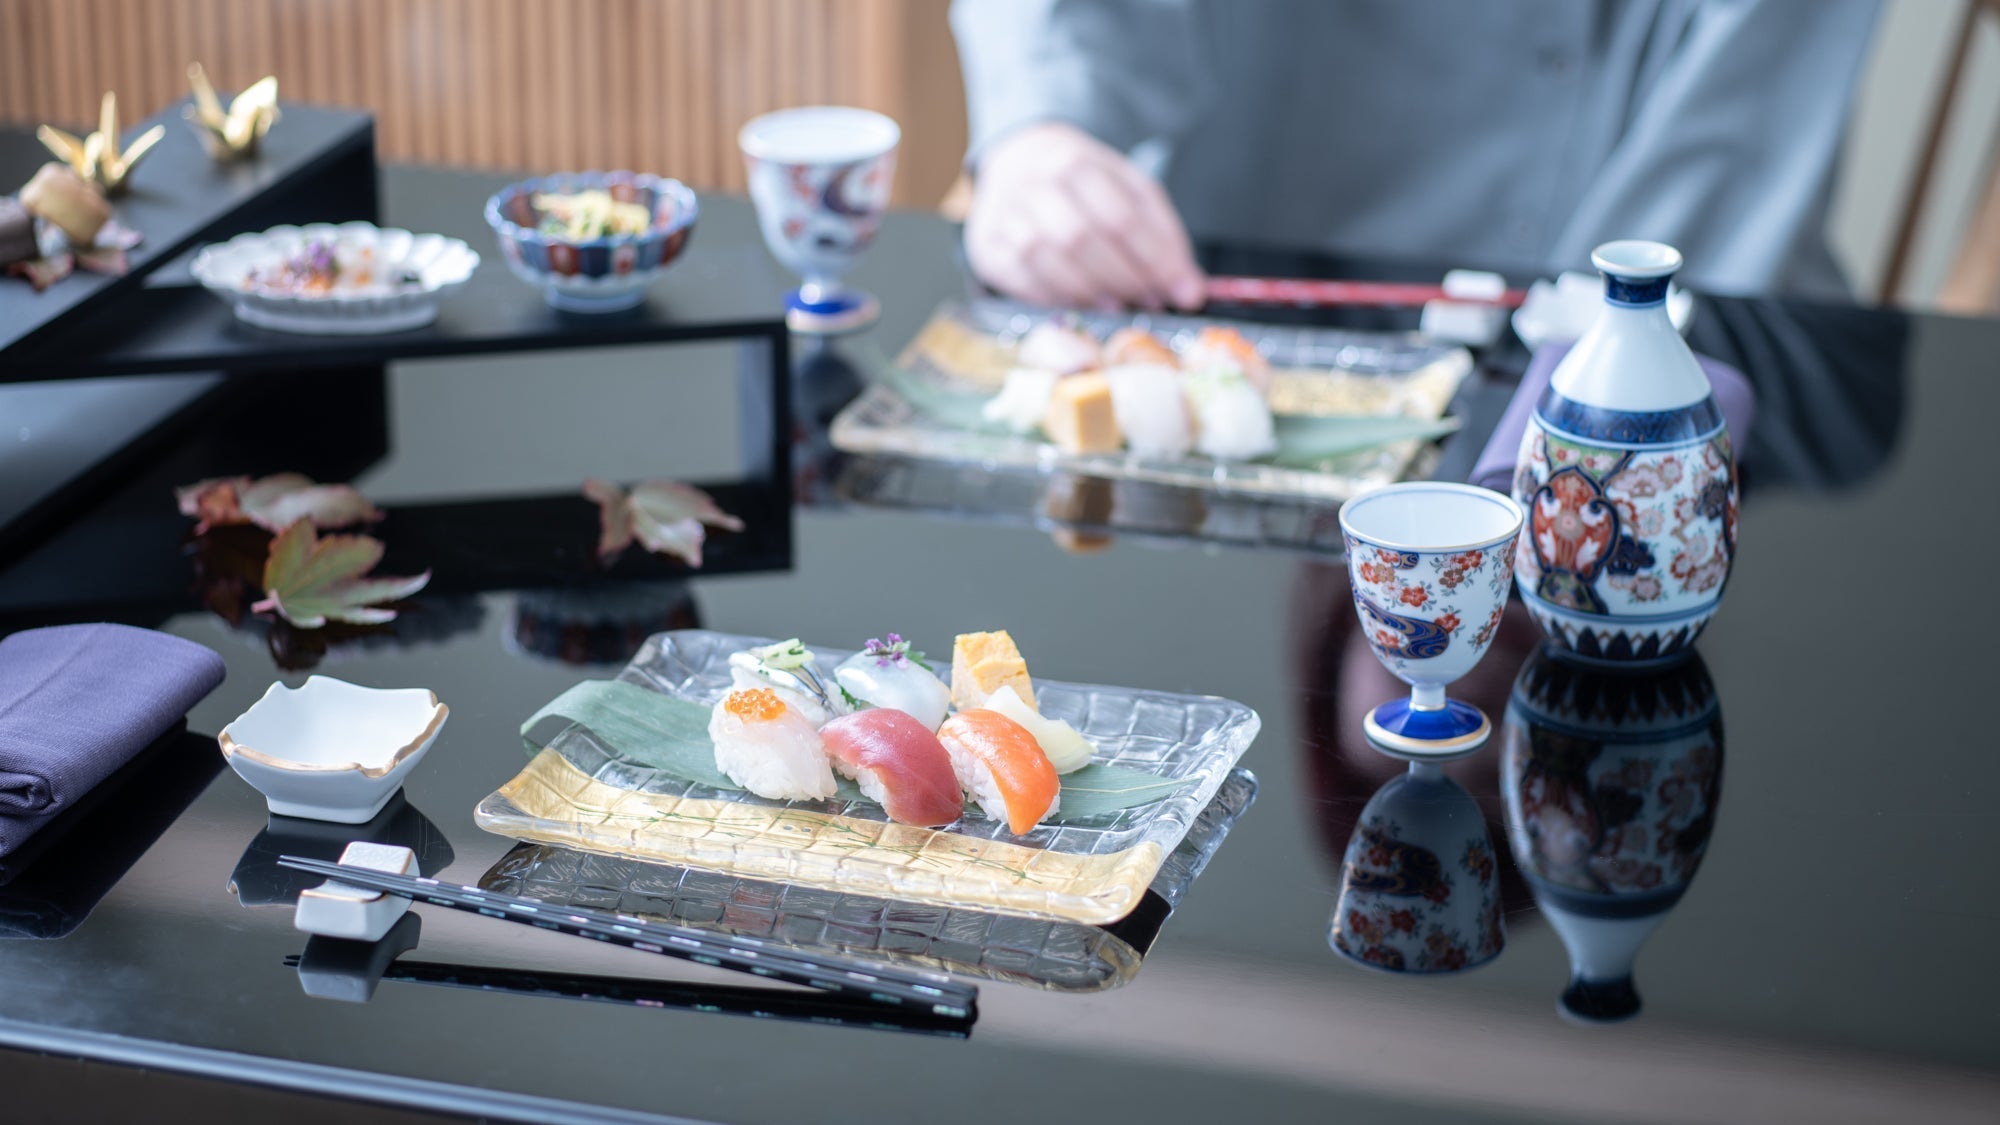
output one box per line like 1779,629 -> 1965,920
1512,241 -> 1738,664
1501,645 -> 1725,1022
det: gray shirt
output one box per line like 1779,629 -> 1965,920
951,0 -> 1880,298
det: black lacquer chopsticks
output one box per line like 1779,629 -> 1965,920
276,855 -> 978,1020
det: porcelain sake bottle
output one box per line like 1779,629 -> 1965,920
1512,241 -> 1738,663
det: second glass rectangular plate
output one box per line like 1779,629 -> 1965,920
474,630 -> 1262,925
829,299 -> 1472,502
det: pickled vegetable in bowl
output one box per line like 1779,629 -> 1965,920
532,189 -> 653,240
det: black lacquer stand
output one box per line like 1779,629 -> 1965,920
0,103 -> 794,591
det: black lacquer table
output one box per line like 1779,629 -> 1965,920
0,162 -> 1992,1125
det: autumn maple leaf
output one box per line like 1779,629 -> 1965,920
176,473 -> 381,535
250,520 -> 431,628
584,479 -> 745,568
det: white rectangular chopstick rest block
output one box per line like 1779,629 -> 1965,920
294,842 -> 418,942
1420,299 -> 1505,346
1442,269 -> 1507,301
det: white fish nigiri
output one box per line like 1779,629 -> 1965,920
1016,321 -> 1101,375
1102,363 -> 1193,457
709,688 -> 837,801
1184,367 -> 1277,460
728,638 -> 842,727
982,368 -> 1060,434
835,634 -> 952,731
980,684 -> 1095,774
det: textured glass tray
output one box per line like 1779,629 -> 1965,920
480,767 -> 1256,992
829,299 -> 1471,502
475,630 -> 1262,924
834,456 -> 1358,557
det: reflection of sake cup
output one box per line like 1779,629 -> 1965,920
739,106 -> 899,335
1330,761 -> 1505,974
1340,482 -> 1524,758
1501,644 -> 1724,1021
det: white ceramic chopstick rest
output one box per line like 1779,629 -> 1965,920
294,842 -> 418,942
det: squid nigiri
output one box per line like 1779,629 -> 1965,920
1184,367 -> 1278,461
709,688 -> 837,801
937,710 -> 1061,835
1103,363 -> 1194,457
820,710 -> 964,827
834,634 -> 952,731
979,684 -> 1095,774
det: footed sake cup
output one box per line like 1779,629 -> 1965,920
739,106 -> 899,334
1330,762 -> 1505,974
1340,482 -> 1523,758
1513,240 -> 1738,664
1501,644 -> 1725,1021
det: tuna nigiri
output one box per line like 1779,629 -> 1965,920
835,634 -> 952,731
709,688 -> 837,801
820,710 -> 965,827
937,710 -> 1061,835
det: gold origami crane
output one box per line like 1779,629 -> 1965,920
183,63 -> 280,160
38,91 -> 165,194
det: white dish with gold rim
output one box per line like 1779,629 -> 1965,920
219,677 -> 448,823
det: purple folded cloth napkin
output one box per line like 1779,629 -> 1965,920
1469,342 -> 1757,493
0,624 -> 225,857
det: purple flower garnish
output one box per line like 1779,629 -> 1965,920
862,633 -> 919,668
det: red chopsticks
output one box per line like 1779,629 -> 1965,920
1205,276 -> 1528,310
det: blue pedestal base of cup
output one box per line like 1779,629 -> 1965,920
1363,697 -> 1492,761
785,288 -> 879,335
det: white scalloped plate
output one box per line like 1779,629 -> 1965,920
191,221 -> 479,335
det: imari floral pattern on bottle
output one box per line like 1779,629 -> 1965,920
1513,405 -> 1737,663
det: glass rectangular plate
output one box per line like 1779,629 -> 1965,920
474,629 -> 1262,925
829,298 -> 1472,502
479,767 -> 1257,993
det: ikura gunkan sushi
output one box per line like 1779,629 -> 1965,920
937,709 -> 1061,836
820,710 -> 964,827
709,688 -> 837,801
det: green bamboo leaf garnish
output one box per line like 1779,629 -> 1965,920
523,679 -> 1194,821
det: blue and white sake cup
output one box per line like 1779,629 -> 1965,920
739,106 -> 899,335
1330,762 -> 1505,974
1340,482 -> 1524,759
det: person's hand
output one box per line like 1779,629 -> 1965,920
964,121 -> 1204,312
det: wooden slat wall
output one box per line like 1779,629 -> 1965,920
0,0 -> 967,206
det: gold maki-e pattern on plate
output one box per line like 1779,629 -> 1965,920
478,750 -> 1169,925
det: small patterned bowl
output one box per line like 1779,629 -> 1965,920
484,171 -> 698,313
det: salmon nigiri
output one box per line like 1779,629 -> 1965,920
820,710 -> 964,827
936,710 -> 1060,836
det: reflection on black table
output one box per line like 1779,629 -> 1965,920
1501,646 -> 1725,1023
